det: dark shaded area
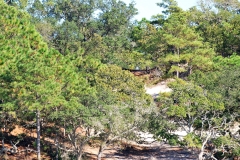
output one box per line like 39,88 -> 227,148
0,132 -> 55,159
103,143 -> 198,160
123,67 -> 161,77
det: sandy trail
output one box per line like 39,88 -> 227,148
85,142 -> 198,160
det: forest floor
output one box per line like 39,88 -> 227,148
85,141 -> 198,160
1,129 -> 199,160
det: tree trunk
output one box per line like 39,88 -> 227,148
36,110 -> 41,160
189,65 -> 193,75
176,47 -> 180,78
199,132 -> 211,160
97,142 -> 106,160
77,152 -> 83,160
198,151 -> 204,160
63,121 -> 66,137
97,149 -> 102,160
76,143 -> 84,160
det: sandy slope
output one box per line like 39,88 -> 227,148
145,79 -> 173,97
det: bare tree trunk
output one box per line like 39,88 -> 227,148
36,110 -> 41,160
97,142 -> 106,160
176,69 -> 179,78
189,66 -> 193,75
54,137 -> 59,160
63,121 -> 66,137
199,132 -> 211,160
1,138 -> 7,153
77,152 -> 83,160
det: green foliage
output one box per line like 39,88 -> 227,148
168,136 -> 180,146
166,79 -> 224,119
213,135 -> 240,156
53,20 -> 83,54
233,147 -> 240,156
157,0 -> 182,17
116,51 -> 152,69
131,20 -> 166,62
183,133 -> 202,148
95,64 -> 152,105
161,10 -> 215,77
191,66 -> 240,116
4,0 -> 29,9
2,0 -> 240,158
148,117 -> 179,146
153,78 -> 225,151
133,6 -> 216,77
26,0 -> 138,67
188,0 -> 240,56
98,0 -> 137,36
0,1 -> 50,112
215,67 -> 240,114
213,54 -> 240,67
213,136 -> 232,148
0,4 -> 99,158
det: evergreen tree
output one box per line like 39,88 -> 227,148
189,0 -> 240,56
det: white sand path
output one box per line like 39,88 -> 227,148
145,80 -> 173,96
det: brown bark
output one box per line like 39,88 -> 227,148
36,110 -> 41,160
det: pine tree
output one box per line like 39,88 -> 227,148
0,2 -> 64,159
